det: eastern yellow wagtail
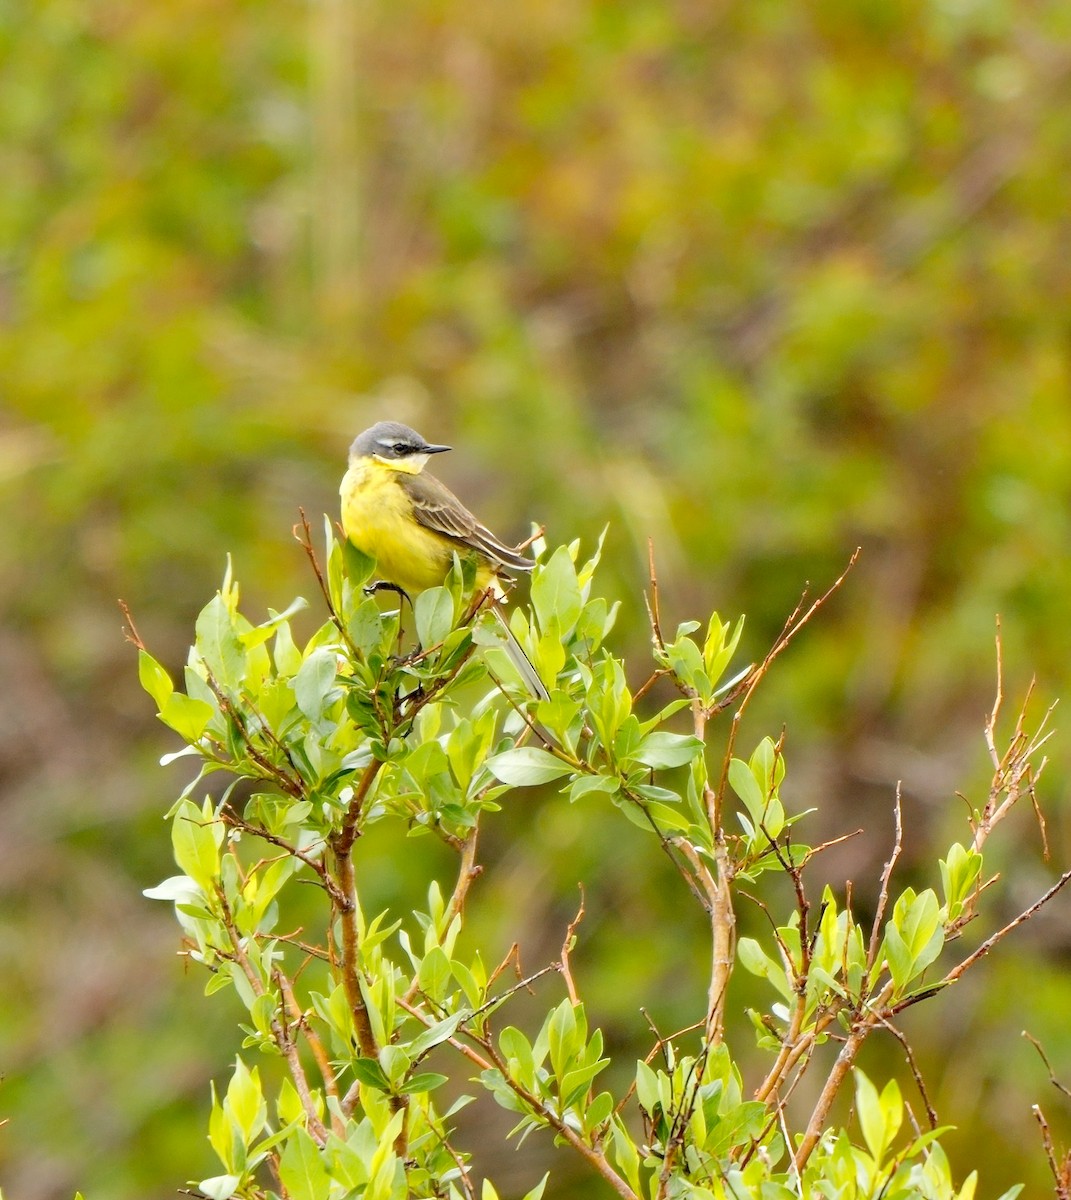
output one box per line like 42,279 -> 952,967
340,421 -> 548,700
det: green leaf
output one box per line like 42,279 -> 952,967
225,1057 -> 265,1142
749,737 -> 785,793
854,1068 -> 884,1161
531,545 -> 583,637
172,799 -> 222,891
500,1025 -> 537,1085
633,732 -> 704,769
159,691 -> 214,741
198,1175 -> 242,1200
567,774 -> 619,803
195,592 -> 246,690
273,617 -> 303,676
487,747 -> 573,786
854,1070 -> 900,1163
736,937 -> 793,1003
398,1071 -> 448,1094
138,650 -> 174,708
608,1115 -> 643,1194
639,800 -> 692,834
414,586 -> 456,647
278,1127 -> 331,1200
547,999 -> 579,1079
521,1173 -> 549,1200
883,923 -> 912,990
418,945 -> 451,1001
379,1044 -> 411,1085
728,757 -> 765,820
293,646 -> 338,721
350,1057 -> 392,1091
408,1011 -> 465,1058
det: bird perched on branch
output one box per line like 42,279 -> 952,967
340,420 -> 548,699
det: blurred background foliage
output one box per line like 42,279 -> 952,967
3,0 -> 1071,1195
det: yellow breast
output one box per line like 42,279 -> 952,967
339,460 -> 455,594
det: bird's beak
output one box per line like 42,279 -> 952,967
425,443 -> 451,455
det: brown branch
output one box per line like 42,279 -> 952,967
1033,1105 -> 1071,1200
868,783 -> 903,969
1024,1031 -> 1071,1101
216,889 -> 328,1144
560,887 -> 586,1006
645,538 -> 666,653
713,548 -> 860,720
220,809 -> 342,905
873,1012 -> 938,1130
204,672 -> 305,798
118,599 -> 146,650
276,970 -> 344,1137
294,508 -> 359,656
479,1036 -> 638,1199
330,758 -> 384,1059
793,1025 -> 864,1169
793,977 -> 896,1170
892,865 -> 1071,1015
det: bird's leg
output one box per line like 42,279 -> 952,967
362,581 -> 428,667
364,580 -> 412,606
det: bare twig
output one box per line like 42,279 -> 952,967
220,808 -> 342,904
873,1012 -> 938,1129
1024,1031 -> 1071,1101
276,970 -> 344,1137
294,508 -> 359,656
868,783 -> 904,969
118,598 -> 146,650
560,887 -> 586,1006
645,538 -> 666,653
1033,1105 -> 1071,1200
445,830 -> 482,926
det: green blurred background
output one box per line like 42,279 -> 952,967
4,0 -> 1071,1195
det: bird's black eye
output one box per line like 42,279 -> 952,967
393,442 -> 409,454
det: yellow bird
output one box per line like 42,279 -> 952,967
340,421 -> 548,698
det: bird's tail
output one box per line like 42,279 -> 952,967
487,602 -> 550,703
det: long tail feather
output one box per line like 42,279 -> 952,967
491,603 -> 550,702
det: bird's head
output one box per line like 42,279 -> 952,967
349,421 -> 451,475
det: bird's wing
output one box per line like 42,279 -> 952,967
403,472 -> 534,573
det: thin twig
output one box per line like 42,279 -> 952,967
294,508 -> 359,656
1024,1031 -> 1071,1101
220,809 -> 341,904
873,1012 -> 938,1129
118,599 -> 146,650
1033,1105 -> 1071,1200
868,783 -> 903,968
216,889 -> 328,1144
276,970 -> 345,1136
560,887 -> 586,1006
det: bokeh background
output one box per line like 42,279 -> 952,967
4,0 -> 1071,1195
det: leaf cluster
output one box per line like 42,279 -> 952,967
133,526 -> 1058,1199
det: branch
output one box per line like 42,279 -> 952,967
560,887 -> 586,1006
216,889 -> 328,1144
892,865 -> 1071,1013
294,508 -> 359,656
479,1037 -> 638,1200
330,758 -> 384,1059
220,809 -> 342,905
276,970 -> 344,1137
868,783 -> 903,969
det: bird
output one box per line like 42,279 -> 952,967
340,420 -> 549,700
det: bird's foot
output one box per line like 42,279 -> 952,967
364,580 -> 412,605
